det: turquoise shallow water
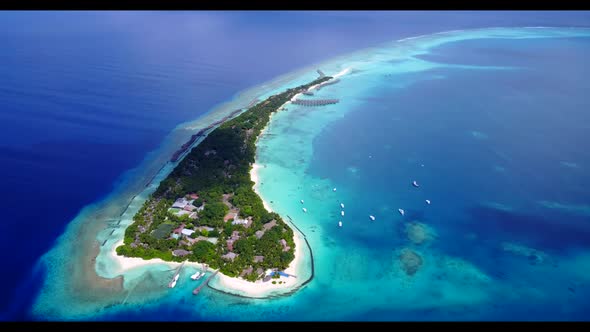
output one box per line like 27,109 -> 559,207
32,27 -> 590,321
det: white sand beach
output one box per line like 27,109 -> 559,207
213,229 -> 305,297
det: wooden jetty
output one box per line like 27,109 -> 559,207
291,98 -> 339,106
193,269 -> 219,295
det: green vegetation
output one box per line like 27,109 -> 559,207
152,222 -> 175,240
117,76 -> 332,281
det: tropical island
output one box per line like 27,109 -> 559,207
116,75 -> 332,282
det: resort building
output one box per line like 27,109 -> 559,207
173,223 -> 186,235
221,252 -> 238,261
279,239 -> 290,252
172,197 -> 192,209
240,266 -> 254,278
253,255 -> 264,263
172,249 -> 191,257
181,229 -> 195,237
183,204 -> 196,211
231,216 -> 249,225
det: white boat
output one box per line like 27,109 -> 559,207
369,215 -> 375,221
340,203 -> 345,209
300,199 -> 304,204
426,199 -> 431,205
338,221 -> 342,227
341,210 -> 345,217
190,271 -> 204,280
412,181 -> 420,188
302,207 -> 307,213
169,273 -> 180,288
398,208 -> 405,216
333,187 -> 337,192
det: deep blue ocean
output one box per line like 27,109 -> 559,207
1,11 -> 590,321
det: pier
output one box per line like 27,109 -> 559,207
193,269 -> 219,295
291,98 -> 339,106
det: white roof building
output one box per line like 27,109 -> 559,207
181,229 -> 195,237
172,198 -> 190,209
231,217 -> 248,225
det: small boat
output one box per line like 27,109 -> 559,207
398,209 -> 405,216
191,271 -> 204,280
338,221 -> 342,227
341,210 -> 345,217
333,187 -> 337,192
302,207 -> 307,213
369,215 -> 375,221
425,199 -> 431,205
300,199 -> 304,204
169,274 -> 180,288
412,181 -> 420,188
340,203 -> 345,209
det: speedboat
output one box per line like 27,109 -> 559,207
412,181 -> 420,188
341,210 -> 345,217
302,207 -> 307,213
300,199 -> 304,204
398,209 -> 405,216
369,215 -> 375,221
169,274 -> 180,288
425,199 -> 431,205
191,271 -> 204,280
338,221 -> 342,227
333,187 -> 337,192
340,203 -> 345,209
